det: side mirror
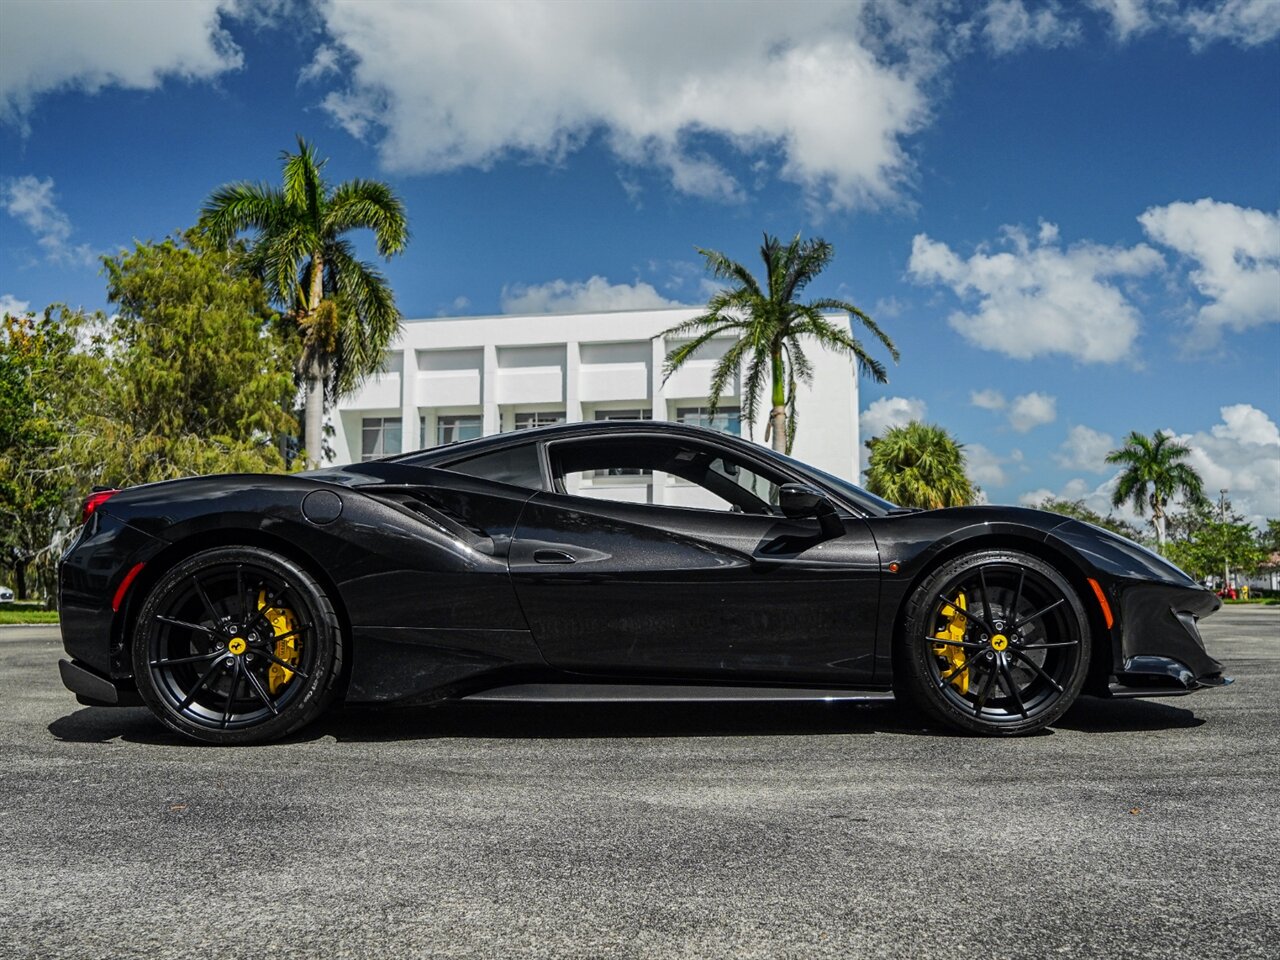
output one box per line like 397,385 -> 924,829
779,483 -> 844,538
779,483 -> 826,518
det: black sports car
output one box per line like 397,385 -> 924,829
58,419 -> 1229,744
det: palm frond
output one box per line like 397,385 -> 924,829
325,179 -> 410,257
791,307 -> 889,383
706,336 -> 753,416
198,182 -> 284,245
326,245 -> 402,396
697,247 -> 761,298
282,136 -> 327,223
661,321 -> 737,379
809,297 -> 900,363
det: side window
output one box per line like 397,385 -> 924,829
445,443 -> 543,489
549,437 -> 783,514
707,455 -> 780,507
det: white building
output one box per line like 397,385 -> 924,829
331,307 -> 862,499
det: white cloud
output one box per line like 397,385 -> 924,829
1007,391 -> 1057,432
1055,425 -> 1117,472
312,1 -> 931,211
1086,0 -> 1280,48
1138,198 -> 1280,338
1182,0 -> 1280,49
982,1 -> 1081,53
500,276 -> 684,315
1019,487 -> 1056,507
965,443 -> 1008,489
299,43 -> 342,84
1,294 -> 31,316
1211,403 -> 1280,446
1086,0 -> 1158,40
971,388 -> 1006,411
860,395 -> 927,440
1,175 -> 95,267
0,0 -> 246,128
908,223 -> 1163,363
1173,405 -> 1280,528
1018,474 -> 1142,528
1026,405 -> 1280,531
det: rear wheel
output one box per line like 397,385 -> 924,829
132,546 -> 343,745
896,550 -> 1090,736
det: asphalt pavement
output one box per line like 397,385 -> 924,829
2,607 -> 1278,959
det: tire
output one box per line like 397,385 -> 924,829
895,550 -> 1090,736
132,546 -> 343,745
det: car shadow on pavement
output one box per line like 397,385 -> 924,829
48,695 -> 1202,746
47,701 -> 928,745
1059,696 -> 1204,732
317,700 -> 936,742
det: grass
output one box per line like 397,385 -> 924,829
0,607 -> 60,624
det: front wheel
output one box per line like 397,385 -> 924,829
896,550 -> 1090,736
132,546 -> 343,745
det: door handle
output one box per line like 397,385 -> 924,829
533,549 -> 577,565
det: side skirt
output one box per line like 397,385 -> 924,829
461,683 -> 896,704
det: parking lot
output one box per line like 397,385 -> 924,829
2,606 -> 1278,959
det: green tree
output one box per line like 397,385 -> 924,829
0,308 -> 88,600
1034,496 -> 1144,541
72,234 -> 300,488
1106,430 -> 1205,549
864,421 -> 975,509
661,233 -> 897,454
199,137 -> 409,467
1166,519 -> 1267,586
1259,519 -> 1280,556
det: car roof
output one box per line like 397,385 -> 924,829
388,418 -> 762,465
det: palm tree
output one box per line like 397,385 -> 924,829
864,421 -> 975,509
199,137 -> 409,467
661,233 -> 897,454
1106,430 -> 1205,548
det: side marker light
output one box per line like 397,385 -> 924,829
1087,577 -> 1114,630
112,562 -> 146,613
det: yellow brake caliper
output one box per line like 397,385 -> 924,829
932,592 -> 970,695
258,590 -> 300,694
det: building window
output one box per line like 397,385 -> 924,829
432,415 -> 483,447
512,410 -> 565,431
676,406 -> 741,435
594,409 -> 652,475
361,417 -> 402,461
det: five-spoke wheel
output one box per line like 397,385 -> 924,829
896,550 -> 1090,735
132,546 -> 342,744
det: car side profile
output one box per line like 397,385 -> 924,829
58,420 -> 1229,744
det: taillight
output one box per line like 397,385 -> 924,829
81,488 -> 121,524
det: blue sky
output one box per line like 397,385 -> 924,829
2,0 -> 1278,526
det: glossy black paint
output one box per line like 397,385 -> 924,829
58,419 -> 1226,710
510,493 -> 880,682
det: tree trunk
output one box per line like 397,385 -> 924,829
14,561 -> 27,601
304,360 -> 324,469
1152,494 -> 1166,550
303,251 -> 326,469
769,345 -> 787,454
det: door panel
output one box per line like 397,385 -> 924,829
510,492 -> 881,683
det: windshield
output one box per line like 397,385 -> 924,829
772,451 -> 898,516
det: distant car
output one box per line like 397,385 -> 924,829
57,420 -> 1229,745
0,586 -> 13,603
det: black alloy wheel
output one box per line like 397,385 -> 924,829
132,546 -> 343,745
896,550 -> 1090,736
